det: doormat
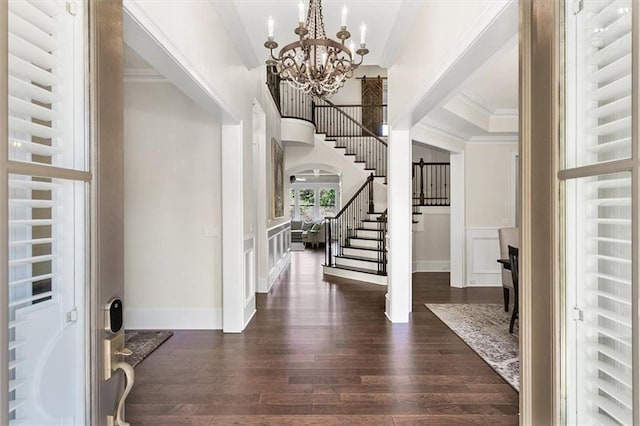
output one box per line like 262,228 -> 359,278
425,303 -> 519,391
124,330 -> 173,368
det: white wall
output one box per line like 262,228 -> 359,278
412,143 -> 450,163
465,142 -> 518,228
330,66 -> 387,105
413,207 -> 451,272
464,141 -> 518,287
123,82 -> 222,329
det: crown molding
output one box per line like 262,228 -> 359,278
411,121 -> 466,154
467,135 -> 519,143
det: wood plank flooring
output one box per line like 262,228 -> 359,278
127,248 -> 519,425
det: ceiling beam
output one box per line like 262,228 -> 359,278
212,2 -> 261,70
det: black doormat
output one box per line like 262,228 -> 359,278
124,330 -> 173,368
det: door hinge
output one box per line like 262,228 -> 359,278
66,1 -> 77,16
572,307 -> 584,322
66,308 -> 78,323
573,0 -> 584,15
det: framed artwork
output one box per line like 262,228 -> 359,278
271,139 -> 284,218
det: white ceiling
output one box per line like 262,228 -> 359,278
219,0 -> 409,68
460,40 -> 518,113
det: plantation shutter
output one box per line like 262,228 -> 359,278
565,1 -> 634,425
6,1 -> 82,422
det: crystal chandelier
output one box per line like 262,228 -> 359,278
264,0 -> 369,100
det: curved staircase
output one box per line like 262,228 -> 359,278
269,75 -> 450,285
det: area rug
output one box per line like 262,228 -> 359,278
124,330 -> 173,368
425,303 -> 519,391
290,242 -> 306,251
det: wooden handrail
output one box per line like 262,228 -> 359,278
320,100 -> 388,147
314,103 -> 388,108
327,173 -> 374,219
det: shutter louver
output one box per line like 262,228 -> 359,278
6,1 -> 68,423
566,1 -> 634,424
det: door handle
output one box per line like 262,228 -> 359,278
108,360 -> 135,426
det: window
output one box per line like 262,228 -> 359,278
298,189 -> 315,221
563,2 -> 635,424
289,185 -> 340,221
319,188 -> 336,217
289,189 -> 295,219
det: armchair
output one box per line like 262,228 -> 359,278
302,221 -> 326,247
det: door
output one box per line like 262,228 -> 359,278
2,1 -> 125,424
4,1 -> 89,424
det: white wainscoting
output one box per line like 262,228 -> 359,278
465,228 -> 501,287
243,236 -> 256,327
266,222 -> 291,292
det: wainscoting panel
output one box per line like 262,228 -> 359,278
266,222 -> 291,292
465,228 -> 501,287
243,236 -> 256,326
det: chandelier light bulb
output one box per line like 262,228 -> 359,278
360,23 -> 366,45
298,2 -> 305,24
341,6 -> 348,27
268,17 -> 274,38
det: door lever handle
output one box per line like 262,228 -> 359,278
115,347 -> 132,357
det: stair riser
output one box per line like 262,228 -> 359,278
361,222 -> 384,231
342,247 -> 382,260
335,257 -> 380,272
349,238 -> 383,249
356,229 -> 383,239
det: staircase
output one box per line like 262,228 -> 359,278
269,74 -> 450,285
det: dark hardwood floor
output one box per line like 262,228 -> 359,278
127,248 -> 519,425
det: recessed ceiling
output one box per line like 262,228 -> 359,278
220,0 -> 408,68
460,39 -> 518,113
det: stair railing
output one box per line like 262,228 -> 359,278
315,99 -> 388,178
325,173 -> 375,269
412,159 -> 451,207
268,78 -> 388,178
376,209 -> 388,275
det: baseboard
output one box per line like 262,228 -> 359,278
413,260 -> 450,272
125,308 -> 222,330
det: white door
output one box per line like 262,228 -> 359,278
562,1 -> 636,424
5,1 -> 90,424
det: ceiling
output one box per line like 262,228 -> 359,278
217,0 -> 412,68
418,36 -> 519,143
125,2 -> 519,144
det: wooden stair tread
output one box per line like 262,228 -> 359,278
326,264 -> 387,276
344,245 -> 385,252
335,254 -> 384,263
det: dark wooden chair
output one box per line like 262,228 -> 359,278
508,245 -> 519,333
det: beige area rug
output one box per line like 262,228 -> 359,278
425,303 -> 519,391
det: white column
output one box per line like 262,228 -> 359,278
222,123 -> 245,333
386,129 -> 412,323
449,151 -> 465,288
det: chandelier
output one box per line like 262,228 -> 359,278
264,0 -> 369,99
